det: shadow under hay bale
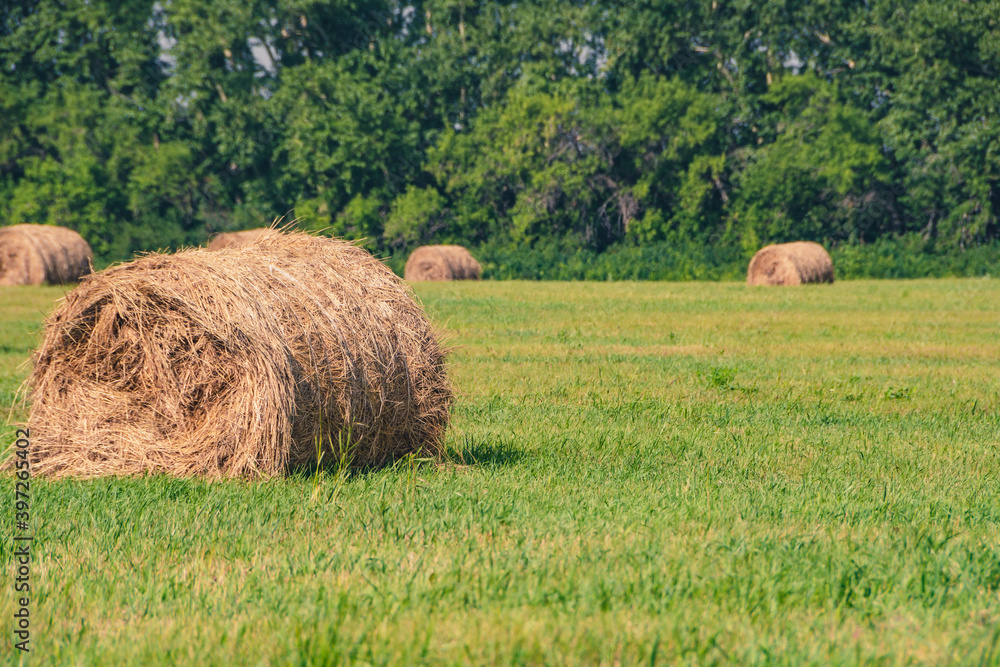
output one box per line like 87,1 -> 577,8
0,224 -> 93,286
404,245 -> 482,281
207,228 -> 271,251
746,241 -> 834,286
24,231 -> 453,478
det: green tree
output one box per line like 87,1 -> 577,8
0,0 -> 204,262
426,74 -> 729,250
859,0 -> 1000,246
728,74 -> 888,251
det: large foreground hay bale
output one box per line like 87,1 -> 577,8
24,230 -> 453,478
746,241 -> 834,286
404,245 -> 482,281
0,224 -> 92,286
207,228 -> 271,251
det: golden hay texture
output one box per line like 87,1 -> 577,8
24,231 -> 453,478
404,245 -> 482,281
206,228 -> 272,250
746,241 -> 835,286
0,224 -> 92,286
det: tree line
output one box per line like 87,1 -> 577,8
1,1 -> 998,273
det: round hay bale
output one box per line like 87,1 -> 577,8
0,224 -> 93,286
24,230 -> 453,478
207,228 -> 272,251
404,245 -> 482,281
746,241 -> 834,286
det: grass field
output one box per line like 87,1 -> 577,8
2,279 -> 1000,665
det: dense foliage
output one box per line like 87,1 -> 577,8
2,1 -> 998,274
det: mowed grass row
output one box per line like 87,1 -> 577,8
1,280 -> 999,665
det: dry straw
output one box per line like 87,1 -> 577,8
0,224 -> 93,286
23,230 -> 453,478
207,228 -> 271,251
746,241 -> 834,286
404,245 -> 482,281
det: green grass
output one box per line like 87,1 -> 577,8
2,280 -> 1000,665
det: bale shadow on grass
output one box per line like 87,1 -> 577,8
283,434 -> 526,482
446,435 -> 525,467
283,450 -> 433,482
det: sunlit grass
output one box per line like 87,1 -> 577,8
2,279 -> 999,665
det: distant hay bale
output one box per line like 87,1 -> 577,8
0,224 -> 92,286
207,228 -> 271,251
24,230 -> 453,478
746,242 -> 834,286
404,245 -> 482,281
